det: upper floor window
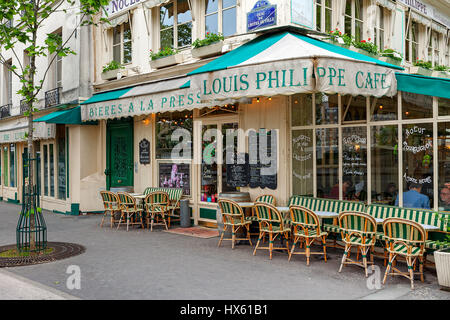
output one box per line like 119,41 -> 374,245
205,0 -> 237,37
113,22 -> 132,64
160,0 -> 192,49
405,15 -> 419,63
315,0 -> 333,33
373,5 -> 385,50
428,30 -> 441,67
6,60 -> 12,105
345,0 -> 364,42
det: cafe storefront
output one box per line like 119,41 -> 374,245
81,28 -> 450,224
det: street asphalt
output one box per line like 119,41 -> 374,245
0,201 -> 449,300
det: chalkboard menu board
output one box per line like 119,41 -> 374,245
139,139 -> 150,165
226,153 -> 250,187
159,163 -> 190,195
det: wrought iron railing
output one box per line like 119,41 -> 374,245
44,87 -> 61,108
0,103 -> 12,118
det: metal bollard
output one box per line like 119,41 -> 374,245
180,199 -> 191,228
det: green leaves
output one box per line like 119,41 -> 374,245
102,60 -> 124,73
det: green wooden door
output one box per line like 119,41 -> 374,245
107,121 -> 133,189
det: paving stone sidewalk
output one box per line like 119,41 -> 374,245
0,202 -> 449,300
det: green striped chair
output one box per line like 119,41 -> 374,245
338,212 -> 377,277
144,191 -> 170,231
217,199 -> 252,249
382,218 -> 426,290
288,206 -> 328,266
248,195 -> 277,223
144,187 -> 183,227
100,191 -> 121,228
253,203 -> 291,260
117,192 -> 145,231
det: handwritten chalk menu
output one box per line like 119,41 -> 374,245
201,164 -> 217,186
226,153 -> 250,187
159,163 -> 191,195
248,130 -> 261,188
342,129 -> 367,179
139,139 -> 150,165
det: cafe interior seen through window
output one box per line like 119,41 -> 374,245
156,110 -> 193,159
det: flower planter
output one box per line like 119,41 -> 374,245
409,66 -> 433,77
101,68 -> 128,81
192,41 -> 224,59
150,53 -> 184,69
434,248 -> 450,290
324,39 -> 350,49
352,47 -> 379,60
379,56 -> 403,67
431,70 -> 450,79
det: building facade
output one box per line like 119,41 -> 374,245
1,0 -> 450,226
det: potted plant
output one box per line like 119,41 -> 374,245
410,59 -> 433,76
192,32 -> 225,59
101,60 -> 127,81
150,47 -> 184,69
326,29 -> 352,48
379,48 -> 403,67
431,65 -> 450,79
352,38 -> 379,59
434,223 -> 450,290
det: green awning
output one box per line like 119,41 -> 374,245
34,106 -> 82,124
80,87 -> 133,105
396,73 -> 450,100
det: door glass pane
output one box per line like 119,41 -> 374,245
316,128 -> 339,198
201,124 -> 218,202
371,125 -> 398,205
222,7 -> 236,37
9,144 -> 15,187
291,94 -> 313,127
58,133 -> 66,200
316,93 -> 338,125
44,145 -> 48,196
438,122 -> 450,211
292,129 -> 314,196
402,124 -> 433,209
50,144 -> 54,197
371,95 -> 397,121
342,127 -> 367,202
222,123 -> 238,193
402,92 -> 433,119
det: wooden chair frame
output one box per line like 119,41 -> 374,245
100,191 -> 121,228
288,205 -> 328,266
117,192 -> 145,231
144,191 -> 170,231
253,203 -> 290,260
217,199 -> 253,249
382,218 -> 426,290
338,211 -> 377,277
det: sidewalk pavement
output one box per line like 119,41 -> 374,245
0,201 -> 449,300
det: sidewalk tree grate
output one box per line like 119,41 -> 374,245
0,242 -> 85,268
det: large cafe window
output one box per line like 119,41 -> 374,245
160,0 -> 192,49
205,0 -> 237,37
156,110 -> 193,196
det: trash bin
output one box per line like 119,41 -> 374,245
180,199 -> 191,228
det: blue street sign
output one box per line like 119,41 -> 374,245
247,0 -> 277,32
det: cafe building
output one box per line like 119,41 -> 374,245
75,0 -> 450,226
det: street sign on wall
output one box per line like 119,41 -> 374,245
247,0 -> 277,32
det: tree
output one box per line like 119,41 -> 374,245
0,0 -> 109,250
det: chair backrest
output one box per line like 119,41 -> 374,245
117,192 -> 137,211
254,203 -> 284,230
144,187 -> 183,203
289,205 -> 321,234
255,195 -> 276,206
338,211 -> 377,240
218,199 -> 245,225
100,191 -> 119,210
144,191 -> 169,211
289,196 -> 365,213
382,217 -> 426,247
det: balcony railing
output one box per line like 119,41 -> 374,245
44,87 -> 61,108
0,104 -> 12,119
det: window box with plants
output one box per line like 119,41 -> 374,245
325,29 -> 352,49
379,48 -> 403,67
409,59 -> 433,76
101,61 -> 127,81
351,38 -> 379,60
150,47 -> 184,69
192,32 -> 224,59
431,65 -> 450,79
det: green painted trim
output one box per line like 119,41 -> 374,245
7,198 -> 20,204
396,73 -> 450,99
53,210 -> 65,215
81,87 -> 133,105
66,127 -> 69,199
70,203 -> 80,216
199,207 -> 217,220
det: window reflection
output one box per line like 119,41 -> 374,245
315,93 -> 338,125
402,92 -> 433,119
316,128 -> 339,198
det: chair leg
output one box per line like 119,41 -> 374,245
269,233 -> 273,260
339,244 -> 351,273
322,236 -> 327,263
419,256 -> 424,282
253,232 -> 263,256
100,211 -> 106,227
408,257 -> 415,290
231,226 -> 236,250
306,238 -> 311,266
246,225 -> 253,246
285,233 -> 290,260
383,253 -> 395,285
362,247 -> 369,278
218,225 -> 227,247
117,213 -> 124,230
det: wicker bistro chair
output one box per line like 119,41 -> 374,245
382,218 -> 426,290
100,191 -> 121,228
117,192 -> 145,231
253,203 -> 291,260
288,206 -> 328,266
144,191 -> 170,231
251,195 -> 276,217
338,211 -> 377,277
217,199 -> 253,249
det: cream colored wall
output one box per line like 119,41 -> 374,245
133,115 -> 153,194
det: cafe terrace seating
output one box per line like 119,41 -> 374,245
217,199 -> 253,249
144,187 -> 183,228
288,206 -> 328,266
382,218 -> 427,290
117,192 -> 145,231
338,212 -> 377,277
144,191 -> 170,231
99,191 -> 121,228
